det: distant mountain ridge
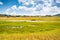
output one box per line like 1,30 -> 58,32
54,14 -> 60,16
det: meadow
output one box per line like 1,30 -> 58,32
0,16 -> 60,40
0,16 -> 60,21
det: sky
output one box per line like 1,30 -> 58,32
0,0 -> 60,16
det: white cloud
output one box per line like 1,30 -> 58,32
49,6 -> 60,15
18,0 -> 35,7
0,2 -> 3,5
4,5 -> 60,16
24,2 -> 30,5
56,0 -> 60,3
18,0 -> 27,3
30,1 -> 34,4
11,5 -> 17,10
3,0 -> 60,16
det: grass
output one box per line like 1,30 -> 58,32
0,30 -> 60,40
0,20 -> 60,40
0,16 -> 60,40
0,20 -> 60,33
0,16 -> 60,21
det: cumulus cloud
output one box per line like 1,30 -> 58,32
18,0 -> 35,7
49,6 -> 60,15
56,0 -> 60,3
3,0 -> 60,16
11,5 -> 17,10
0,2 -> 3,5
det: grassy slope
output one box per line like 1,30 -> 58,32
0,20 -> 60,40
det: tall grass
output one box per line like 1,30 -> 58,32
0,21 -> 60,33
0,20 -> 60,40
0,16 -> 60,21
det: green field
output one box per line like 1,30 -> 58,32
0,16 -> 60,21
0,16 -> 60,40
0,20 -> 60,40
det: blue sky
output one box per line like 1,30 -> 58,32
0,0 -> 60,16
